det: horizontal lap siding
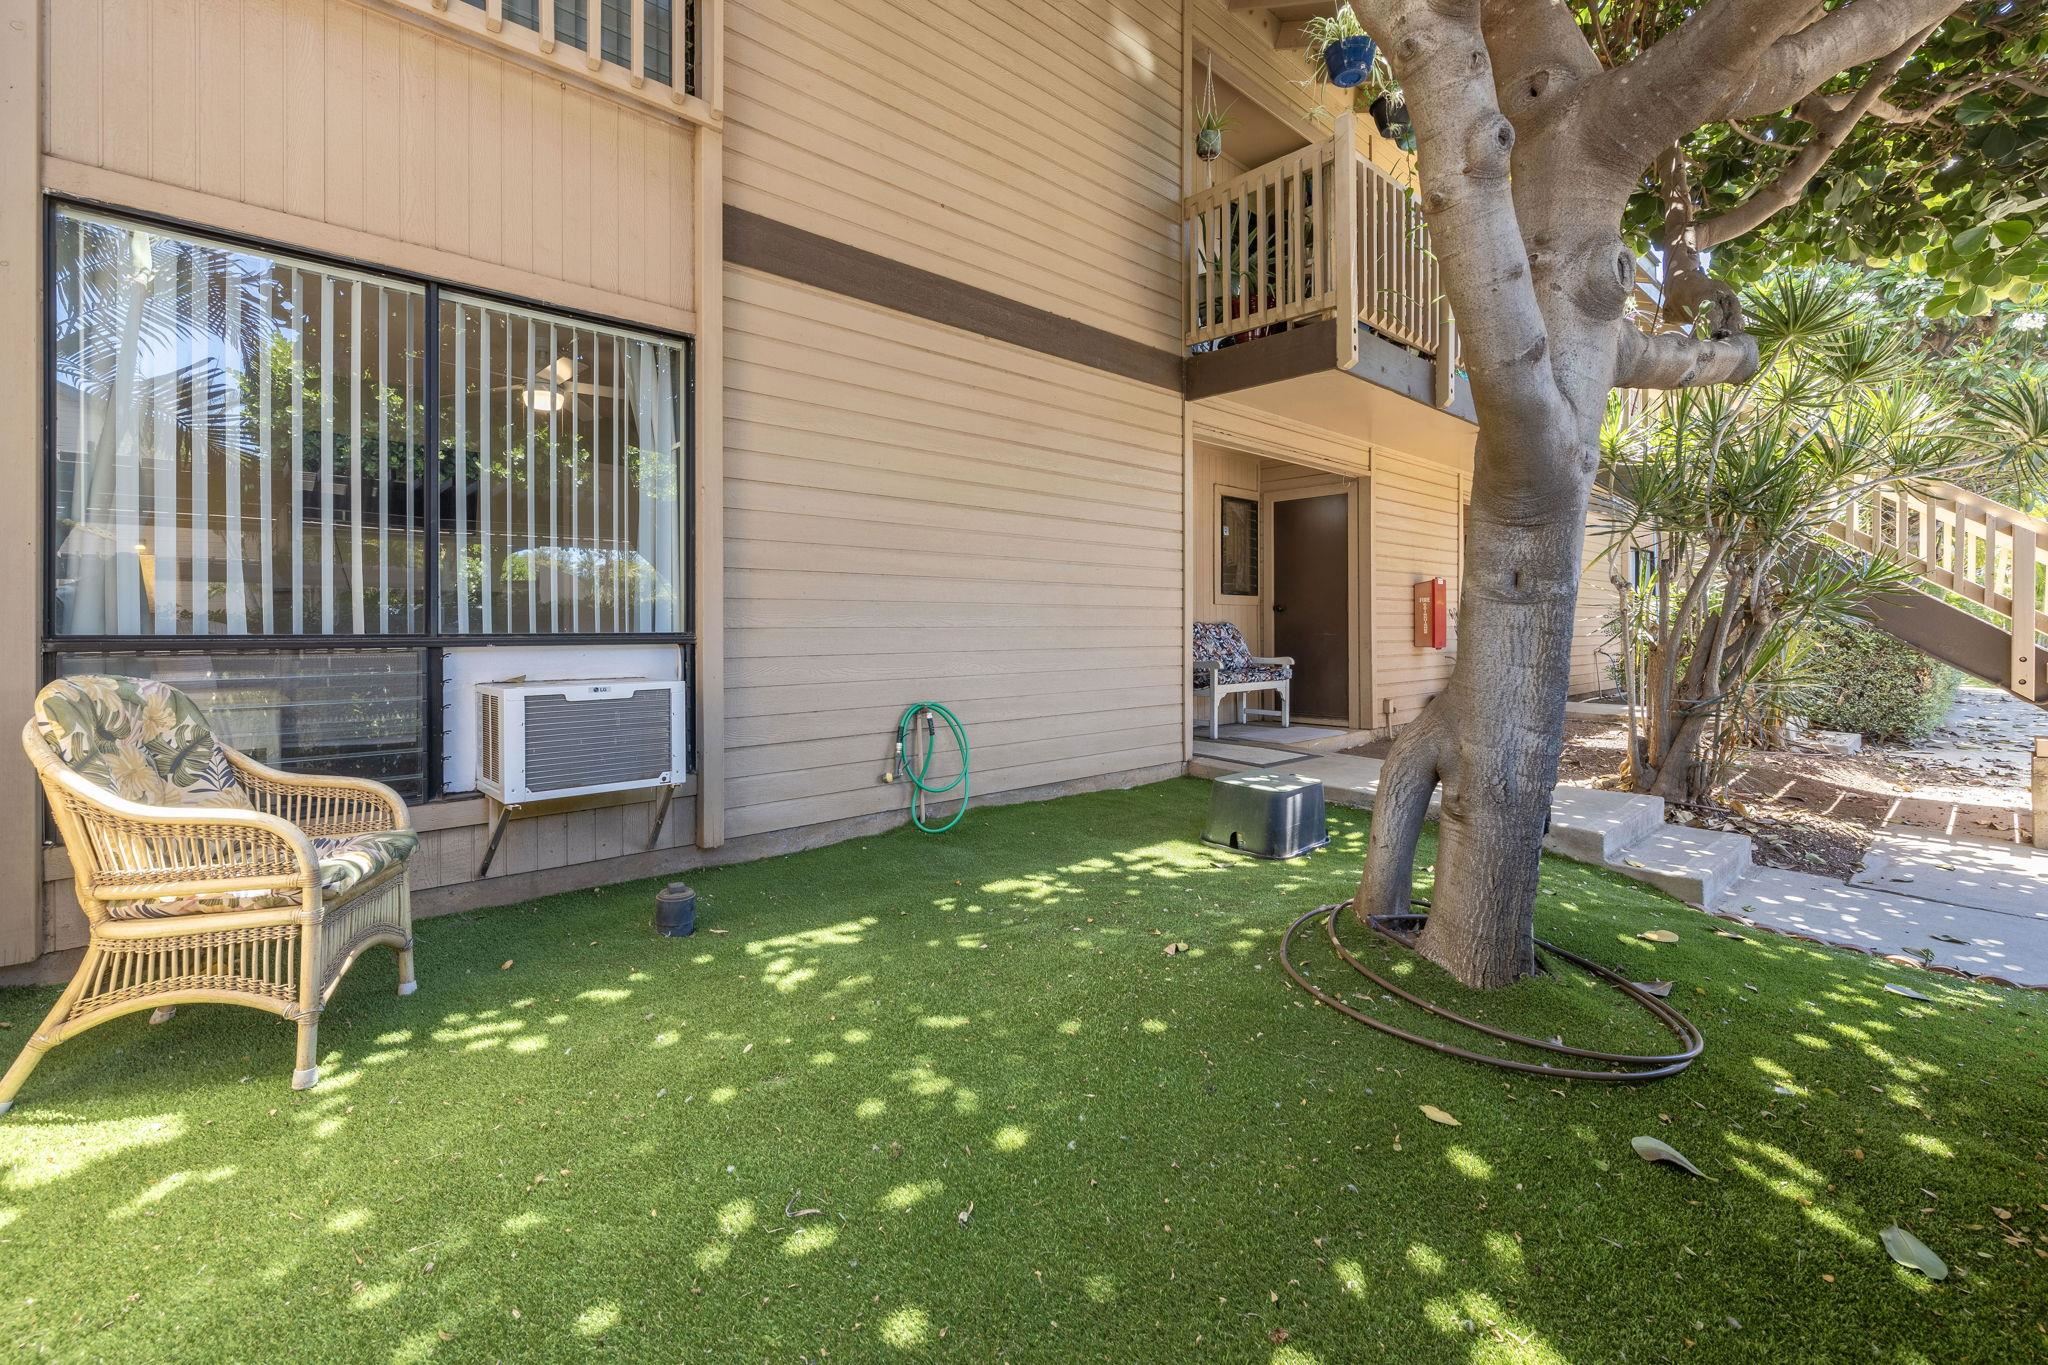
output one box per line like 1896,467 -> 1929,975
1372,452 -> 1464,726
724,0 -> 1182,348
45,0 -> 694,325
724,269 -> 1185,840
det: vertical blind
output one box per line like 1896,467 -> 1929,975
50,207 -> 689,644
52,209 -> 429,638
439,294 -> 685,636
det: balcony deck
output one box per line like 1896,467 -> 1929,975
1182,114 -> 1470,430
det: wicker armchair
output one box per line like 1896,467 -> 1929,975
1,677 -> 419,1114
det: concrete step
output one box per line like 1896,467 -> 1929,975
1607,825 -> 1754,906
1544,786 -> 1666,865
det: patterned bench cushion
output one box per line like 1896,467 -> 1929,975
1191,621 -> 1292,689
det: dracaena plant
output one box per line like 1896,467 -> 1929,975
1596,272 -> 2045,806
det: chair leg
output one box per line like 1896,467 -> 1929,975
1281,683 -> 1291,729
292,1015 -> 321,1091
0,1033 -> 54,1118
0,946 -> 102,1117
1210,691 -> 1222,740
395,942 -> 417,997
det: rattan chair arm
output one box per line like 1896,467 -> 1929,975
26,740 -> 322,905
225,748 -> 412,837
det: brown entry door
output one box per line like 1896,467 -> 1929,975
1272,493 -> 1349,721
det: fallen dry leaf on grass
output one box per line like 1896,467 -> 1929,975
1631,1135 -> 1711,1179
1420,1105 -> 1460,1127
1880,1225 -> 1948,1280
1639,930 -> 1680,944
1164,942 -> 1189,956
500,960 -> 514,971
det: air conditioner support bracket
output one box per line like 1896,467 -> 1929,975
646,784 -> 678,851
478,800 -> 521,879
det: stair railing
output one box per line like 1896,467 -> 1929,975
1829,480 -> 2046,701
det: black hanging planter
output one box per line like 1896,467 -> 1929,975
1370,92 -> 1412,142
1196,127 -> 1223,162
1324,34 -> 1377,89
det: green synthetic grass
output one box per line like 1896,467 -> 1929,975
1,779 -> 2043,1363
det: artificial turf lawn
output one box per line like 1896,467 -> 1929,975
0,779 -> 2042,1363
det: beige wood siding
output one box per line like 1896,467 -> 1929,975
44,0 -> 697,331
39,790 -> 700,957
723,268 -> 1185,839
1194,441 -> 1264,643
1371,451 -> 1464,727
723,0 -> 1182,348
1188,0 -> 1413,182
1572,521 -> 1628,696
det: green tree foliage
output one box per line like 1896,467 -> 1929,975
1600,272 -> 2045,802
1597,0 -> 2048,316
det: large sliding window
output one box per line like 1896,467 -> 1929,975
440,295 -> 684,636
46,206 -> 693,799
53,210 -> 430,638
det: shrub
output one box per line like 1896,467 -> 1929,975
1798,622 -> 1962,742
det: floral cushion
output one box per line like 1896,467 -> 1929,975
1191,621 -> 1292,689
34,677 -> 250,810
104,829 -> 420,921
312,830 -> 420,900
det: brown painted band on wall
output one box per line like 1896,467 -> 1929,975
724,206 -> 1184,393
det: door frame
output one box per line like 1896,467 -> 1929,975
1261,478 -> 1365,728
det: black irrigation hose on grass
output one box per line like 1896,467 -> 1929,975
1279,902 -> 1704,1083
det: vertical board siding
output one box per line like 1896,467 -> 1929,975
37,794 -> 702,955
1371,451 -> 1464,727
1193,442 -> 1263,645
44,0 -> 695,322
723,0 -> 1182,349
724,269 -> 1185,839
1571,529 -> 1626,695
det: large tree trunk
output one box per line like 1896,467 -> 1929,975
1356,426 -> 1592,989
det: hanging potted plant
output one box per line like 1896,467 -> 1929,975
1303,4 -> 1377,90
1196,107 -> 1232,163
1369,89 -> 1414,151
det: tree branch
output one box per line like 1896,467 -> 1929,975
1724,0 -> 1966,120
1586,0 -> 1961,169
1481,0 -> 1601,134
1696,22 -> 1937,248
1585,0 -> 1819,163
1615,326 -> 1761,390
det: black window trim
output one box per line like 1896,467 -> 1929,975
39,195 -> 700,799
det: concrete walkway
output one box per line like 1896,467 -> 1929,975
1719,865 -> 2048,987
1189,744 -> 2048,988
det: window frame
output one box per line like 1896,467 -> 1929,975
39,197 -> 698,799
1215,487 -> 1261,603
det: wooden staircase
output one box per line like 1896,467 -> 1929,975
1828,480 -> 2047,704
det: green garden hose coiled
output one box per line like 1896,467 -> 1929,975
895,702 -> 970,833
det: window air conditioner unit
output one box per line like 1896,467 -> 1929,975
476,679 -> 689,805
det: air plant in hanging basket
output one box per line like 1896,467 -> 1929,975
1301,4 -> 1376,89
1195,106 -> 1232,163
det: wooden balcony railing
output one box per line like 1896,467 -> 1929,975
1830,479 -> 2047,694
402,0 -> 719,123
1183,113 -> 1456,403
